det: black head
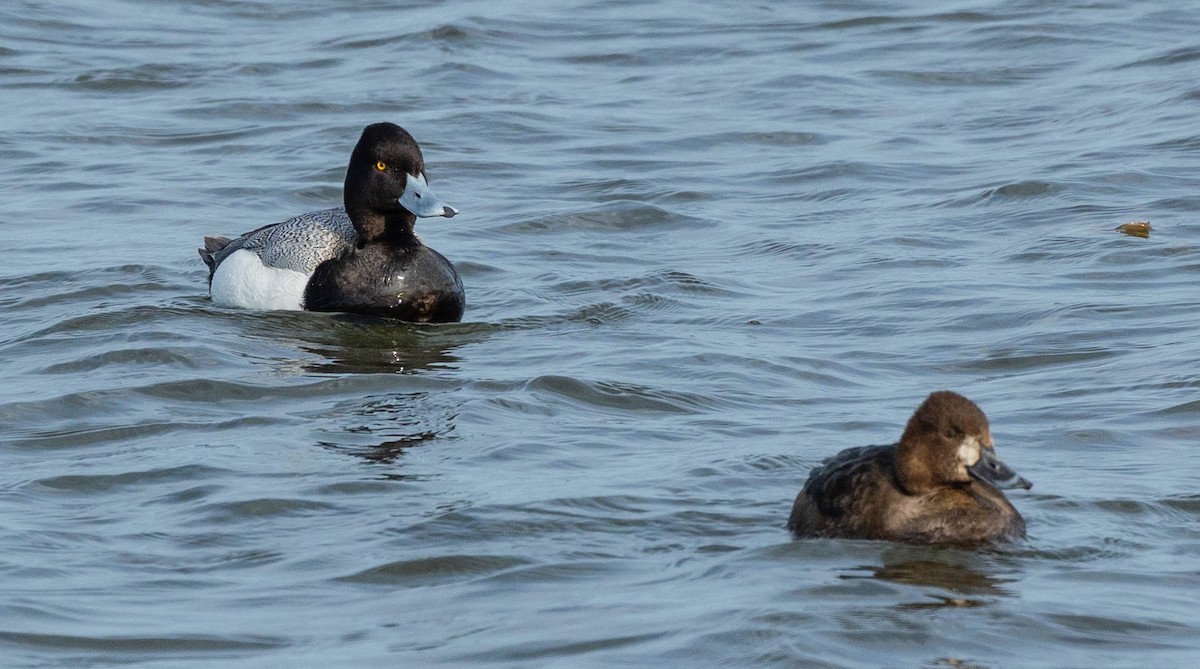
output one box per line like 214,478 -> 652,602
343,122 -> 457,242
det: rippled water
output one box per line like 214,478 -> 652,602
3,1 -> 1200,666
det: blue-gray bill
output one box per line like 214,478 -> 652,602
968,447 -> 1032,490
400,172 -> 459,218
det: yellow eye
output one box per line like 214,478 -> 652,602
375,161 -> 387,171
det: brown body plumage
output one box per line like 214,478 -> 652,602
787,391 -> 1030,544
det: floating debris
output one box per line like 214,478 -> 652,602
1115,221 -> 1151,238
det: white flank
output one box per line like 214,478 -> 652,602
210,249 -> 308,311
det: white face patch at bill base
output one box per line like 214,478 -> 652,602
399,172 -> 459,218
956,436 -> 982,466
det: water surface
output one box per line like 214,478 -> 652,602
3,1 -> 1200,667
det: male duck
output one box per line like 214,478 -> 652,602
787,391 -> 1031,544
199,122 -> 464,322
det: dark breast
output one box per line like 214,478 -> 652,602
303,244 -> 465,322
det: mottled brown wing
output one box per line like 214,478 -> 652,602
805,444 -> 895,520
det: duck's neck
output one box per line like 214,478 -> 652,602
349,209 -> 419,249
893,442 -> 936,496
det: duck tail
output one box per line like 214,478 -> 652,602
198,236 -> 232,284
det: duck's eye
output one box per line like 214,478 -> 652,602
375,161 -> 387,171
943,428 -> 961,440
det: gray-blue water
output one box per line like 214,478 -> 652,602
3,1 -> 1200,667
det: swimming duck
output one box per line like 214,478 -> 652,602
199,122 -> 464,322
787,391 -> 1031,544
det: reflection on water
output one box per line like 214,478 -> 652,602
250,314 -> 481,474
314,389 -> 461,475
870,558 -> 1011,596
842,553 -> 1015,610
320,432 -> 445,471
299,321 -> 463,374
219,305 -> 500,375
924,658 -> 991,669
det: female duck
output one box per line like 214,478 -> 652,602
199,122 -> 464,322
787,391 -> 1031,544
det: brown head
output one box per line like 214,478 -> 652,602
894,391 -> 1030,495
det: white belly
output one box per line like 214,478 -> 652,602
210,249 -> 309,311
